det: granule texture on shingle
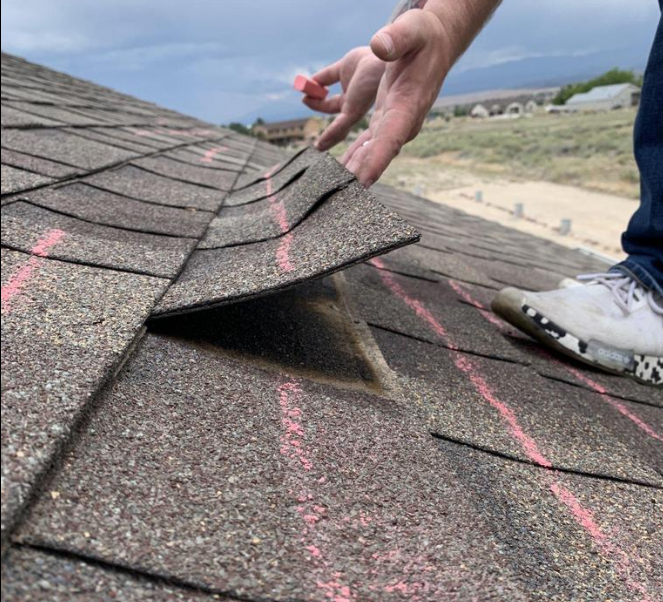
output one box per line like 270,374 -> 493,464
371,326 -> 662,486
1,248 -> 168,545
85,165 -> 227,211
27,183 -> 213,238
16,334 -> 529,602
1,128 -> 136,170
199,152 -> 355,248
1,104 -> 64,127
1,549 -> 219,602
226,147 -> 321,206
153,181 -> 420,316
1,164 -> 54,195
1,147 -> 79,178
2,201 -> 196,278
130,155 -> 238,190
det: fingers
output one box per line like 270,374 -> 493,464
311,60 -> 342,86
346,108 -> 415,187
302,94 -> 343,114
370,9 -> 433,62
315,113 -> 358,151
340,129 -> 372,165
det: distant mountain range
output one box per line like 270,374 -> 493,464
233,44 -> 649,125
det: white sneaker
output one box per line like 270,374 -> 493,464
492,272 -> 663,386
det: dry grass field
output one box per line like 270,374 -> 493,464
332,108 -> 640,258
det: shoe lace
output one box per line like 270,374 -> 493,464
577,272 -> 663,316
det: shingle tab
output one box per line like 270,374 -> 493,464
1,248 -> 168,544
27,183 -> 213,238
1,549 -> 216,601
200,152 -> 355,248
154,182 -> 420,316
2,201 -> 196,278
1,128 -> 136,170
372,326 -> 662,485
85,165 -> 226,211
1,148 -> 79,178
16,334 -> 529,602
130,155 -> 237,190
1,164 -> 53,195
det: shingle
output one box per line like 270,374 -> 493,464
1,549 -> 216,601
2,201 -> 195,278
1,104 -> 64,127
65,126 -> 158,153
372,326 -> 662,485
27,183 -> 212,238
377,243 -> 500,288
86,165 -> 226,211
3,101 -> 108,126
344,263 -> 530,365
130,155 -> 237,190
16,334 -> 529,602
153,181 -> 420,316
1,147 -> 79,178
232,147 -> 306,189
1,128 -> 136,170
227,147 -> 320,205
1,164 -> 53,195
436,440 -> 663,602
163,146 -> 248,171
1,248 -> 168,544
199,153 -> 355,248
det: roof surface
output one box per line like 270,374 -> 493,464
567,83 -> 639,104
1,53 -> 661,602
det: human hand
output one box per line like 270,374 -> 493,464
341,9 -> 450,187
303,47 -> 385,151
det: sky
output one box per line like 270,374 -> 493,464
1,0 -> 659,124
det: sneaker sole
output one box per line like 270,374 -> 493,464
491,287 -> 663,387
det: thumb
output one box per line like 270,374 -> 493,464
370,10 -> 430,61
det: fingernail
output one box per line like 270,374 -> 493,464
376,32 -> 395,58
364,179 -> 375,188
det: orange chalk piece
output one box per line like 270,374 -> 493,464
293,74 -> 328,100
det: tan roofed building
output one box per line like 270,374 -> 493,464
253,116 -> 325,146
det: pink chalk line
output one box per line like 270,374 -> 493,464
265,175 -> 295,273
200,146 -> 229,163
449,279 -> 662,444
276,379 -> 355,602
370,259 -> 654,601
2,229 -> 65,314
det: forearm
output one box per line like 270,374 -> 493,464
391,0 -> 502,70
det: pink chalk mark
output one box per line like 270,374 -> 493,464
417,277 -> 655,601
567,367 -> 663,443
306,545 -> 323,558
200,146 -> 229,163
451,280 -> 663,447
264,175 -> 295,273
2,229 -> 65,314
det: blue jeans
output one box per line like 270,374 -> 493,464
615,6 -> 663,295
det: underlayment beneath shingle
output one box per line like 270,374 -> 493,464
153,181 -> 420,316
1,249 -> 168,546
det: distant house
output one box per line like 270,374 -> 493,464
505,102 -> 524,116
470,104 -> 489,118
524,100 -> 539,113
489,103 -> 503,117
566,83 -> 641,112
253,117 -> 324,146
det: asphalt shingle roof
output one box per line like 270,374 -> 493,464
1,52 -> 661,601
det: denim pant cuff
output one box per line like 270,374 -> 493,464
611,260 -> 663,295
